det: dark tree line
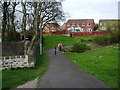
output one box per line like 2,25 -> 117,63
0,1 -> 66,55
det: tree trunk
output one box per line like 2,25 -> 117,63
27,2 -> 38,55
11,2 -> 16,32
2,2 -> 8,37
27,34 -> 37,55
22,2 -> 27,56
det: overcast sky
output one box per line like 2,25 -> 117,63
62,0 -> 119,24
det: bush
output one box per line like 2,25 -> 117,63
72,42 -> 91,53
3,30 -> 20,42
62,47 -> 73,52
94,35 -> 110,45
109,30 -> 120,44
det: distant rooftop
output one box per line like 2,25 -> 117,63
99,19 -> 120,21
66,19 -> 94,23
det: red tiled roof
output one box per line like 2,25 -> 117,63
99,19 -> 120,22
99,19 -> 120,24
66,19 -> 94,23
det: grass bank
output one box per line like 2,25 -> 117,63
64,46 -> 118,88
43,35 -> 100,50
0,70 -> 2,90
2,51 -> 49,89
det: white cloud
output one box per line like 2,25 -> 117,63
62,0 -> 119,23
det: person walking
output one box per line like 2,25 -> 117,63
58,43 -> 63,51
54,47 -> 57,55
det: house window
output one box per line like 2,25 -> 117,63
101,26 -> 106,30
76,29 -> 80,32
104,23 -> 106,26
75,27 -> 82,32
68,27 -> 74,31
87,23 -> 91,26
82,23 -> 85,26
87,28 -> 92,32
77,23 -> 80,26
111,28 -> 115,30
100,23 -> 102,26
72,23 -> 75,26
67,23 -> 70,26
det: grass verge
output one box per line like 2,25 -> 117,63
2,51 -> 49,89
0,70 -> 2,90
64,46 -> 118,88
43,35 -> 101,50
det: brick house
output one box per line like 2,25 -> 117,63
99,19 -> 119,31
61,23 -> 67,30
43,23 -> 61,33
65,19 -> 94,32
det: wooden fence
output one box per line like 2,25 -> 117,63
42,31 -> 109,37
70,31 -> 109,37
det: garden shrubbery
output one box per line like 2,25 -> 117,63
3,30 -> 21,42
109,30 -> 120,44
62,47 -> 73,52
94,30 -> 120,45
72,42 -> 91,53
94,35 -> 110,46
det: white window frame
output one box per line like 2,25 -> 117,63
77,23 -> 80,26
87,28 -> 92,32
72,23 -> 75,26
87,23 -> 91,26
104,23 -> 106,26
100,23 -> 102,26
82,23 -> 85,26
101,26 -> 106,30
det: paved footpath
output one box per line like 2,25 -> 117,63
38,48 -> 110,88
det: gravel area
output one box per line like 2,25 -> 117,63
17,77 -> 39,88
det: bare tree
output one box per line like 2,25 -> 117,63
26,2 -> 41,55
9,2 -> 17,32
21,2 -> 27,55
1,1 -> 20,41
27,2 -> 65,55
2,2 -> 10,37
1,1 -> 66,55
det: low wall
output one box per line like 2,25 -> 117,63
0,41 -> 39,70
1,55 -> 30,69
2,42 -> 24,56
1,55 -> 36,70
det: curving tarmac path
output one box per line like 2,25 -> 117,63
38,48 -> 110,88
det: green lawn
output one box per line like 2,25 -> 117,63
65,46 -> 118,88
2,52 -> 49,89
0,70 -> 2,90
43,35 -> 100,50
2,34 -> 113,89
